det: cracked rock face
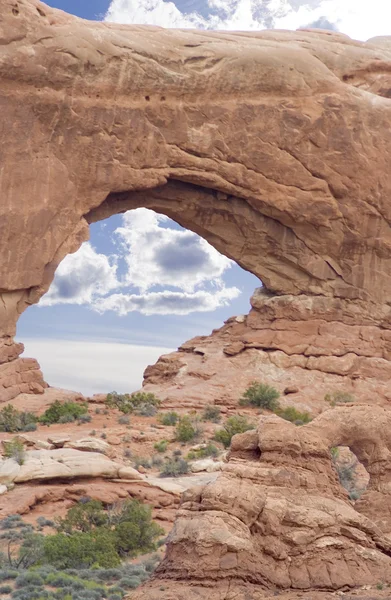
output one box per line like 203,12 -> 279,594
1,0 -> 391,400
132,406 -> 391,598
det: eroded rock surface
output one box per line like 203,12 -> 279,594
1,0 -> 391,399
132,405 -> 391,598
142,290 -> 391,411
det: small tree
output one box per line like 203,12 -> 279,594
175,416 -> 200,443
0,405 -> 37,433
239,381 -> 280,410
39,400 -> 88,425
214,415 -> 255,448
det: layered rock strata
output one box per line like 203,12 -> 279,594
142,290 -> 391,411
132,405 -> 391,598
0,0 -> 391,399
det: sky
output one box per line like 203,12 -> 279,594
19,0 -> 390,396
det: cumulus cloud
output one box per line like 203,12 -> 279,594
41,209 -> 240,316
105,0 -> 391,40
116,208 -> 234,293
94,288 -> 240,316
40,242 -> 119,306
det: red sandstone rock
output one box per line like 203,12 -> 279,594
132,405 -> 391,598
141,291 -> 391,411
0,0 -> 391,400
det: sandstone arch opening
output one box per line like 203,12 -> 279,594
330,446 -> 369,501
15,204 -> 260,397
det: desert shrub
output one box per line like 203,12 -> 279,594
3,439 -> 25,465
187,442 -> 219,460
17,534 -> 45,569
119,576 -> 141,589
0,568 -> 18,580
106,391 -> 160,415
325,391 -> 355,406
23,423 -> 37,433
151,455 -> 163,468
160,456 -> 189,477
158,412 -> 178,426
123,449 -> 132,459
133,456 -> 151,470
57,415 -> 75,424
44,529 -> 120,570
77,414 -> 92,424
214,415 -> 255,448
275,406 -> 312,425
0,584 -> 12,593
175,416 -> 201,443
118,415 -> 130,425
173,449 -> 182,456
46,499 -> 163,569
154,440 -> 168,453
0,405 -> 37,433
101,433 -> 107,439
108,595 -> 122,600
134,403 -> 157,417
15,572 -> 44,587
202,405 -> 221,423
239,381 -> 280,410
39,401 -> 88,425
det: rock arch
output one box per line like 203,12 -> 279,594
1,0 -> 391,400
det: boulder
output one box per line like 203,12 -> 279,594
64,438 -> 112,455
0,448 -> 144,485
190,459 -> 224,473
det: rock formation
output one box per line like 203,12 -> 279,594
132,405 -> 391,598
1,0 -> 391,400
0,447 -> 143,484
142,289 -> 391,411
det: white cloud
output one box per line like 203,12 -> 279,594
22,338 -> 174,396
40,242 -> 119,307
93,287 -> 240,316
105,0 -> 391,40
116,208 -> 234,293
40,209 -> 240,315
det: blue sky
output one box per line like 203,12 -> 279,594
21,0 -> 389,395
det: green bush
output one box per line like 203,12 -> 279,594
44,529 -> 120,569
3,438 -> 25,465
106,391 -> 160,415
118,416 -> 130,425
55,500 -> 107,535
160,456 -> 189,478
187,443 -> 219,460
239,381 -> 280,410
39,401 -> 88,425
175,416 -> 201,443
0,405 -> 37,433
78,414 -> 92,424
275,406 -> 312,425
158,412 -> 178,426
325,391 -> 355,406
214,415 -> 255,448
202,405 -> 221,423
154,440 -> 168,453
15,571 -> 45,587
